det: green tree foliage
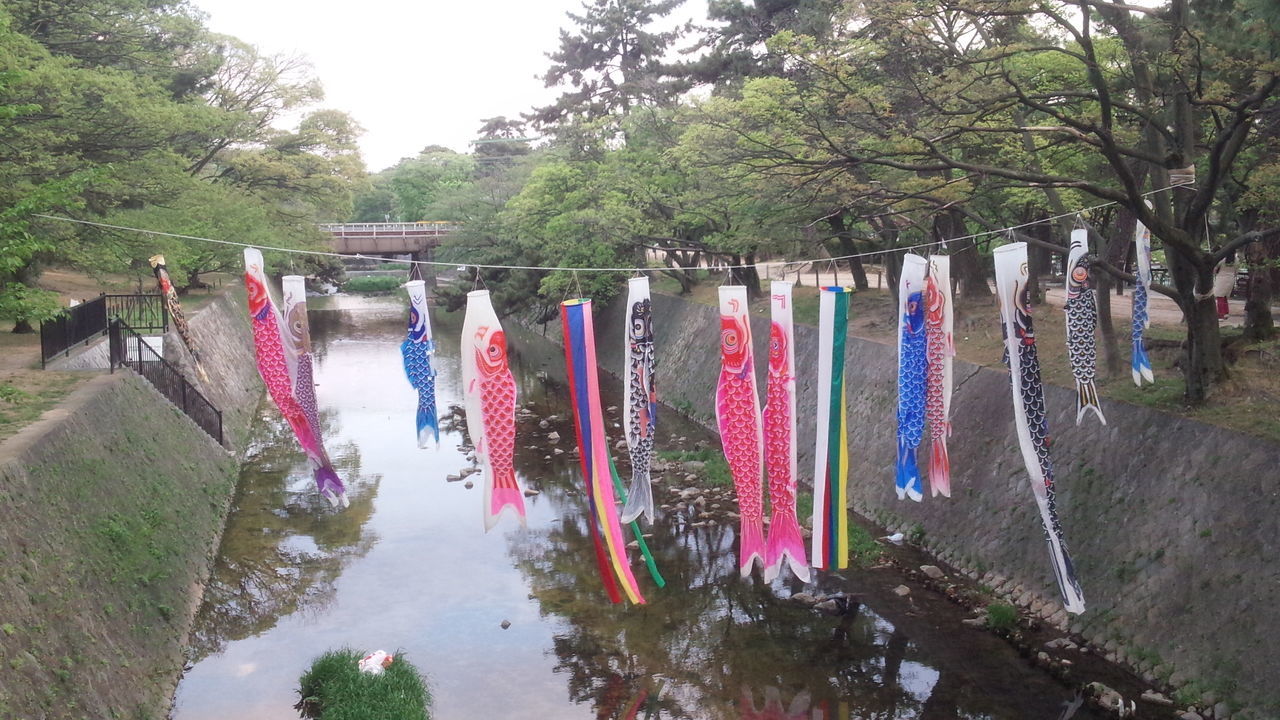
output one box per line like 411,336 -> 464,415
0,2 -> 365,329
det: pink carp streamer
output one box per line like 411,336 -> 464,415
562,299 -> 645,604
461,290 -> 526,531
149,254 -> 208,383
924,256 -> 955,498
716,286 -> 766,578
762,281 -> 810,583
243,250 -> 347,507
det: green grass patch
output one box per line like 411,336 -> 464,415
0,374 -> 88,443
656,448 -> 732,487
985,601 -> 1018,631
342,276 -> 404,294
847,522 -> 885,568
297,649 -> 430,720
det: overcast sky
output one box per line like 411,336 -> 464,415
190,0 -> 706,172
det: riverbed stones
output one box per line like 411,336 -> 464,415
523,488 -> 540,497
547,431 -> 560,443
790,592 -> 818,606
920,565 -> 945,580
1141,691 -> 1173,706
893,585 -> 911,597
500,619 -> 511,630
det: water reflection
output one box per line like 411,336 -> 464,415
174,296 -> 1107,720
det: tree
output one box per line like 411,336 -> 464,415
530,0 -> 686,130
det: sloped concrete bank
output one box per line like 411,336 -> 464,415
524,291 -> 1279,718
0,290 -> 260,720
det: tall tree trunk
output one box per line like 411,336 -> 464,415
827,214 -> 870,290
1241,211 -> 1275,341
1026,218 -> 1053,304
740,253 -> 763,299
1093,213 -> 1132,377
934,209 -> 990,301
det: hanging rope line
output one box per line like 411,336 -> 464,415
31,182 -> 1189,275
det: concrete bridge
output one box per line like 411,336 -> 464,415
318,222 -> 459,259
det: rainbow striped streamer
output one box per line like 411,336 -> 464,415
561,299 -> 646,604
811,286 -> 852,570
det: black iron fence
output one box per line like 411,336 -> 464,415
40,293 -> 167,367
39,296 -> 108,367
109,319 -> 223,445
104,293 -> 168,333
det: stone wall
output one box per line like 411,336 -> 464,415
0,289 -> 261,720
564,291 -> 1280,718
163,289 -> 263,454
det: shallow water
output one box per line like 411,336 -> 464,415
171,295 -> 1104,720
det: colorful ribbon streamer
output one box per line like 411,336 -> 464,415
995,242 -> 1086,614
924,256 -> 955,498
812,286 -> 852,571
461,289 -> 526,531
896,254 -> 928,502
762,281 -> 810,582
561,298 -> 646,604
243,251 -> 347,507
401,279 -> 440,448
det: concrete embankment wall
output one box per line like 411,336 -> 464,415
0,290 -> 260,720
540,291 -> 1279,718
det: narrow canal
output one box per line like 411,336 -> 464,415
171,295 -> 1104,719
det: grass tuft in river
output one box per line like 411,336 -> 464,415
297,649 -> 431,720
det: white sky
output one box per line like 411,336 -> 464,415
191,0 -> 707,172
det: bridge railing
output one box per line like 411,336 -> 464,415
318,222 -> 461,236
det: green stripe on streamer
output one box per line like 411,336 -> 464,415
826,290 -> 848,565
609,457 -> 666,588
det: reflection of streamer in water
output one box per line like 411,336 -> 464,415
739,687 -> 810,720
1057,691 -> 1085,720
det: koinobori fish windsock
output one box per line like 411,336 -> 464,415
812,286 -> 852,571
620,277 -> 657,525
924,256 -> 955,498
562,299 -> 646,604
149,254 -> 209,383
1064,229 -> 1106,425
762,281 -> 810,583
895,254 -> 928,502
461,289 -> 526,531
281,275 -> 348,508
401,279 -> 440,448
716,286 -> 766,578
1132,214 -> 1155,386
244,252 -> 347,507
995,242 -> 1086,614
